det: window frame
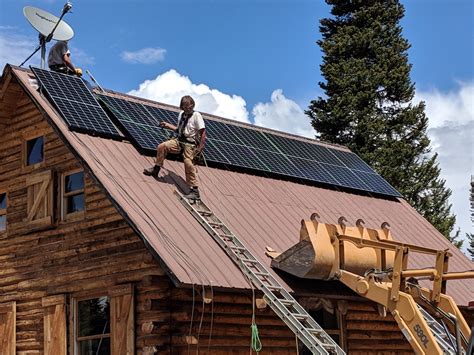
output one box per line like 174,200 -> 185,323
72,293 -> 111,355
69,284 -> 134,355
61,169 -> 85,221
22,131 -> 45,171
0,190 -> 7,235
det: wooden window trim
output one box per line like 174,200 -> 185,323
61,169 -> 85,222
25,170 -> 54,230
21,131 -> 46,172
42,295 -> 67,355
0,189 -> 7,236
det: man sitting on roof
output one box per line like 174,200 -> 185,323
144,95 -> 206,200
48,40 -> 82,76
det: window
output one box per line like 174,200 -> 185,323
0,192 -> 6,232
76,296 -> 111,355
62,170 -> 85,219
71,285 -> 134,355
298,299 -> 346,354
26,136 -> 44,166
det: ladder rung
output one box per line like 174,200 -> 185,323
196,209 -> 213,216
240,258 -> 258,264
230,246 -> 247,251
267,285 -> 283,291
219,233 -> 234,239
254,271 -> 270,277
306,328 -> 323,334
279,299 -> 295,306
209,222 -> 224,228
292,313 -> 309,320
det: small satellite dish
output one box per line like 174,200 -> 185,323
20,3 -> 74,69
24,6 -> 74,41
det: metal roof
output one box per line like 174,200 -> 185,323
11,66 -> 474,306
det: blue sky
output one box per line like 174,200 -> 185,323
1,0 -> 473,251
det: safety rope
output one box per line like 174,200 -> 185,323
250,286 -> 262,353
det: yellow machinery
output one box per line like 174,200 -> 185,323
270,214 -> 474,355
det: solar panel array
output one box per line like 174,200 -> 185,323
31,67 -> 121,138
98,93 -> 401,197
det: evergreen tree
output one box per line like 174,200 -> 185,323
307,0 -> 456,239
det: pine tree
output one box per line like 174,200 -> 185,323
307,0 -> 456,239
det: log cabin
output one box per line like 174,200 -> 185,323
0,64 -> 472,354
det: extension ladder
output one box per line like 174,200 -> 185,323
418,306 -> 463,354
175,191 -> 346,355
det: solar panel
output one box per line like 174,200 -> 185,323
207,139 -> 269,171
97,93 -> 401,198
98,94 -> 177,152
31,67 -> 121,138
355,171 -> 400,196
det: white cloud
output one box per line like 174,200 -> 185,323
416,82 -> 474,251
253,89 -> 315,138
68,45 -> 95,66
121,47 -> 167,64
0,30 -> 38,69
128,69 -> 250,122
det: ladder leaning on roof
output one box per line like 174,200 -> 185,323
175,190 -> 346,355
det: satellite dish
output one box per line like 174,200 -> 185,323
24,6 -> 74,41
20,2 -> 74,69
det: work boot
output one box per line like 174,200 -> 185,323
143,165 -> 161,178
184,187 -> 200,200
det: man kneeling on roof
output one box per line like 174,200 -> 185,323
48,40 -> 82,77
144,95 -> 206,200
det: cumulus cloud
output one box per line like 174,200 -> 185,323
128,69 -> 249,122
253,89 -> 315,138
121,47 -> 167,64
416,82 -> 474,250
0,30 -> 38,69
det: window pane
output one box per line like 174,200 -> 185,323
79,337 -> 110,355
67,194 -> 85,214
27,136 -> 44,165
66,171 -> 84,192
0,215 -> 5,231
0,193 -> 6,209
78,297 -> 110,337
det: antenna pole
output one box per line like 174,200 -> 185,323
86,70 -> 105,92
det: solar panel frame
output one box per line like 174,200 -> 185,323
31,67 -> 121,138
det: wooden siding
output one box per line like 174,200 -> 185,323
0,80 -> 165,354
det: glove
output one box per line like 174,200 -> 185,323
75,68 -> 83,77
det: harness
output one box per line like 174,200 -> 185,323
176,112 -> 196,147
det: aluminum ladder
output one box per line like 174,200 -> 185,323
418,306 -> 464,355
175,191 -> 345,355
